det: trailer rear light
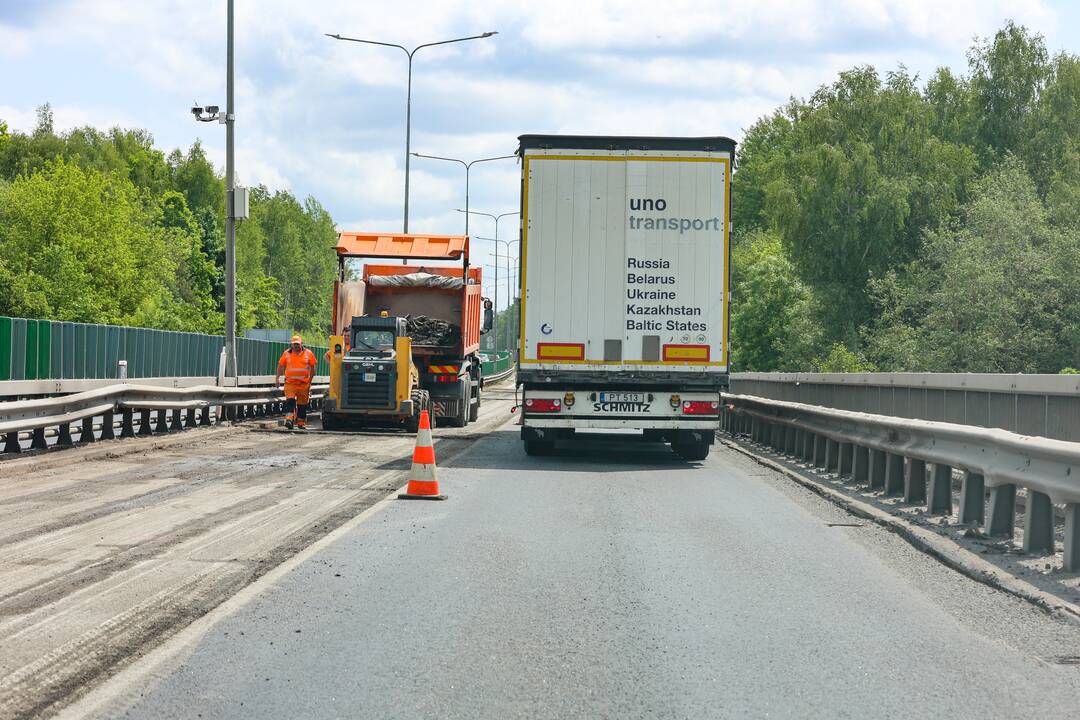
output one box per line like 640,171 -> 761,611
682,400 -> 720,415
432,374 -> 458,383
524,398 -> 561,413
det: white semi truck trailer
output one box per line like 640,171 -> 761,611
515,134 -> 735,460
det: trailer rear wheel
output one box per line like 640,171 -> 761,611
672,441 -> 710,461
523,437 -> 554,456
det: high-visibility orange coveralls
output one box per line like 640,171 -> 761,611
278,342 -> 317,428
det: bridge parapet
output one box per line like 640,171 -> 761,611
731,372 -> 1080,443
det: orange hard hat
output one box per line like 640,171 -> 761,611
291,335 -> 302,344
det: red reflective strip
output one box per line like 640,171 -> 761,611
524,398 -> 561,413
681,400 -> 720,415
404,479 -> 440,496
412,445 -> 436,464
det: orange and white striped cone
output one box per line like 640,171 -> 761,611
398,411 -> 446,500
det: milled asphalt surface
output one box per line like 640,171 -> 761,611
97,424 -> 1080,719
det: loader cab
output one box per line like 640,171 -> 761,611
340,315 -> 405,410
348,316 -> 404,359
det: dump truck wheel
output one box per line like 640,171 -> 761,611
446,381 -> 469,428
468,384 -> 480,422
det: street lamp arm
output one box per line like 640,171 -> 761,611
324,34 -> 409,55
465,153 -> 517,169
413,32 -> 498,55
411,152 -> 467,168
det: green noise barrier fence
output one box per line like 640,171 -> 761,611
481,351 -> 512,377
0,317 -> 330,382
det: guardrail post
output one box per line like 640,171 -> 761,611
121,409 -> 136,438
154,409 -> 169,433
1023,491 -> 1055,554
200,406 -> 212,426
1065,505 -> 1080,572
958,471 -> 985,525
838,442 -> 853,478
791,428 -> 802,455
4,431 -> 21,453
801,431 -> 814,461
852,446 -> 869,484
884,453 -> 904,495
100,409 -> 115,440
138,409 -> 153,436
904,458 -> 927,503
813,435 -> 827,469
80,416 -> 95,443
185,408 -> 197,428
824,439 -> 838,473
31,427 -> 48,450
869,449 -> 886,489
170,409 -> 184,432
928,464 -> 953,515
985,484 -> 1016,538
57,422 -> 73,447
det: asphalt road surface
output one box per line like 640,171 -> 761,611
0,382 -> 516,720
80,423 -> 1080,719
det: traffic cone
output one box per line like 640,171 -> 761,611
398,411 -> 446,500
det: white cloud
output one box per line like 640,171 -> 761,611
1,0 -> 1068,233
0,24 -> 31,57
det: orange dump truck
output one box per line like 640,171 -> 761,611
322,232 -> 493,430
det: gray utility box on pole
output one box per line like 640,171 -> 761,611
231,187 -> 249,220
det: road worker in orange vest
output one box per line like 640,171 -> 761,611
275,335 -> 317,430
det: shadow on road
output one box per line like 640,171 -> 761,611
433,428 -> 700,473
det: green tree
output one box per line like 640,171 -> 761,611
749,67 -> 977,340
864,157 -> 1080,372
968,21 -> 1051,163
0,158 -> 177,324
730,230 -> 818,370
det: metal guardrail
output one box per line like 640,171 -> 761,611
1,383 -> 327,455
485,366 -> 514,383
722,393 -> 1080,572
730,372 -> 1080,442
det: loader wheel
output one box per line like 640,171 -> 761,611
407,390 -> 431,433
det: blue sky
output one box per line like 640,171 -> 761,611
3,0 -> 1080,299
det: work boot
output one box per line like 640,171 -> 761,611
284,414 -> 295,430
297,419 -> 306,430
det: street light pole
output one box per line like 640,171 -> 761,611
224,0 -> 237,379
411,154 -> 515,236
326,32 -> 497,232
